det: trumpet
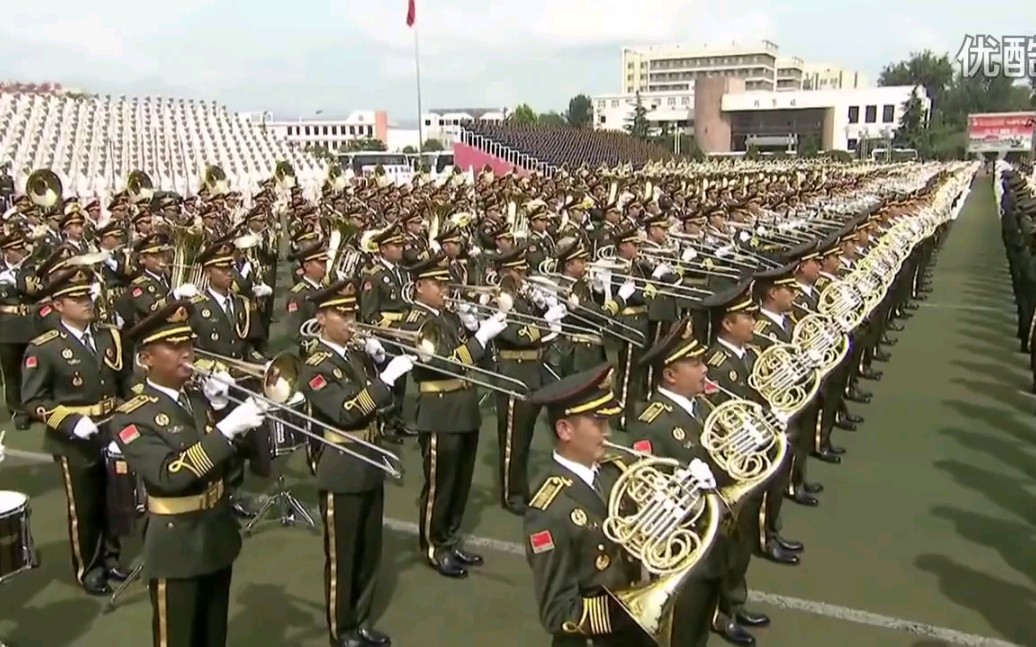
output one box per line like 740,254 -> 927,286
188,350 -> 404,478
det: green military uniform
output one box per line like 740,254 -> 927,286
300,280 -> 397,647
625,322 -> 729,647
20,268 -> 131,594
609,227 -> 653,431
112,301 -> 248,647
523,364 -> 653,647
117,234 -> 174,330
491,249 -> 546,514
0,232 -> 42,426
401,256 -> 489,577
284,242 -> 328,352
524,220 -> 555,273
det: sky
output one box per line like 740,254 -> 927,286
1,0 -> 1032,124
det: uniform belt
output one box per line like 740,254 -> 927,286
64,398 -> 118,418
566,333 -> 602,345
148,480 -> 225,515
418,378 -> 468,394
619,306 -> 648,315
323,427 -> 375,444
498,349 -> 540,361
0,305 -> 28,315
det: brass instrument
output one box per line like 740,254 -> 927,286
298,317 -> 532,399
327,220 -> 363,280
188,350 -> 404,478
790,313 -> 850,375
26,169 -> 62,212
274,161 -> 296,191
126,170 -> 155,204
816,278 -> 866,331
325,163 -> 347,193
747,338 -> 821,417
700,397 -> 788,507
168,220 -> 208,290
598,441 -> 723,645
201,165 -> 230,196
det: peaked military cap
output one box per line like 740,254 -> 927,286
436,223 -> 464,245
642,213 -> 668,229
96,220 -> 125,239
372,223 -> 406,246
309,279 -> 358,313
487,223 -> 514,240
493,247 -> 528,270
752,262 -> 798,300
699,278 -> 758,320
36,246 -> 75,278
196,237 -> 236,268
128,301 -> 197,346
781,241 -> 821,265
290,241 -> 328,264
528,363 -> 622,421
611,225 -> 641,246
554,236 -> 590,266
408,254 -> 451,281
638,318 -> 704,368
39,268 -> 93,300
135,233 -> 171,255
0,231 -> 27,250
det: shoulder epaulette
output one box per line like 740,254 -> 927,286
753,319 -> 768,333
190,294 -> 207,304
306,350 -> 331,366
707,350 -> 726,367
116,394 -> 154,414
405,309 -> 426,324
529,476 -> 568,510
637,400 -> 670,424
30,329 -> 60,346
131,275 -> 148,285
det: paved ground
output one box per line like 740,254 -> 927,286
1,177 -> 1034,646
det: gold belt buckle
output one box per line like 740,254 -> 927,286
204,484 -> 221,508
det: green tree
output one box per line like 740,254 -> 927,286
422,138 -> 444,151
878,50 -> 954,114
624,92 -> 651,140
895,87 -> 928,149
538,111 -> 567,127
566,94 -> 593,128
402,145 -> 417,154
344,138 -> 386,152
304,144 -> 336,162
797,134 -> 820,157
507,104 -> 538,125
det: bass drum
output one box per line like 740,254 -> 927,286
0,490 -> 39,582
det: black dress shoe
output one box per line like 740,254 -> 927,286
713,619 -> 755,645
827,444 -> 846,455
452,548 -> 484,566
873,351 -> 892,362
332,631 -> 366,647
887,322 -> 905,332
106,565 -> 131,582
358,627 -> 390,645
789,491 -> 819,507
852,386 -> 873,399
845,389 -> 871,403
13,414 -> 30,430
230,495 -> 259,519
881,336 -> 898,345
896,311 -> 914,320
430,553 -> 468,579
812,450 -> 842,464
859,368 -> 883,380
843,413 -> 864,424
775,535 -> 804,552
762,543 -> 800,565
82,573 -> 112,596
903,302 -> 919,310
804,482 -> 824,494
736,610 -> 771,627
835,419 -> 857,431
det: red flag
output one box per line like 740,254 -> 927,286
405,0 -> 416,27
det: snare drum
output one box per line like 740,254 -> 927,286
104,447 -> 145,537
0,490 -> 38,581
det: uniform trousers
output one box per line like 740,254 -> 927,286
789,404 -> 819,490
718,495 -> 762,620
56,456 -> 120,584
495,393 -> 542,508
760,448 -> 791,545
672,570 -> 723,646
320,488 -> 384,643
0,342 -> 26,418
816,366 -> 849,452
418,430 -> 479,560
148,566 -> 233,647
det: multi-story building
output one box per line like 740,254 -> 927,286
421,108 -> 507,146
621,40 -> 784,94
802,63 -> 872,91
591,90 -> 694,133
247,110 -> 389,153
776,57 -> 806,92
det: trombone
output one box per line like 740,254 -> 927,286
525,274 -> 647,347
188,349 -> 404,478
440,282 -> 606,339
300,317 -> 534,400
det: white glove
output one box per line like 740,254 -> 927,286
469,246 -> 482,257
478,292 -> 491,306
202,371 -> 233,410
173,283 -> 198,299
687,458 -> 717,490
0,270 -> 15,286
681,247 -> 697,262
379,354 -> 415,386
530,288 -> 548,310
103,257 -> 118,271
252,283 -> 273,297
364,337 -> 386,363
0,443 -> 5,464
455,301 -> 473,315
114,312 -> 125,328
652,263 -> 672,279
429,240 -> 441,253
460,312 -> 478,331
106,441 -> 121,456
474,313 -> 507,347
216,397 -> 267,440
89,282 -> 102,301
544,303 -> 567,323
72,416 -> 99,439
617,280 -> 636,301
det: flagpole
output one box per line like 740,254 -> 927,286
414,20 -> 424,157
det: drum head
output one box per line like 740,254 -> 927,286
0,491 -> 28,513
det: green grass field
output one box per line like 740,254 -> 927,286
1,177 -> 1033,646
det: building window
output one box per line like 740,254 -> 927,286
598,101 -> 606,109
611,100 -> 619,107
882,105 -> 895,123
848,106 -> 859,123
847,138 -> 858,150
864,105 -> 877,123
600,115 -> 607,124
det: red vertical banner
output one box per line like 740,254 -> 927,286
406,0 -> 416,27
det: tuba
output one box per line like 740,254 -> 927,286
599,449 -> 723,645
126,170 -> 155,204
201,165 -> 230,196
26,169 -> 62,212
274,161 -> 296,190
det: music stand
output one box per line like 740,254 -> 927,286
242,410 -> 315,536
